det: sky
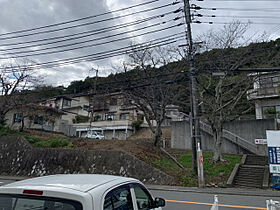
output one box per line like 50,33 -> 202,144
0,0 -> 280,87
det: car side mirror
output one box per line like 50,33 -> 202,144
154,197 -> 165,208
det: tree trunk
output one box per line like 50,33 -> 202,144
213,126 -> 223,162
153,123 -> 162,147
0,111 -> 6,126
20,118 -> 24,132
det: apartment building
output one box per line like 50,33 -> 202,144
248,72 -> 280,121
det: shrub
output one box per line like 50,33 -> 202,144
73,115 -> 89,124
33,138 -> 72,148
132,120 -> 143,131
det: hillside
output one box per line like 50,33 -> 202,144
25,38 -> 280,114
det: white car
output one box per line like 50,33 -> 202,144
0,174 -> 165,210
85,131 -> 105,139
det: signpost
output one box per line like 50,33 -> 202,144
267,131 -> 280,188
255,139 -> 267,145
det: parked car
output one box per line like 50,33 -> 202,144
0,174 -> 165,209
85,131 -> 105,139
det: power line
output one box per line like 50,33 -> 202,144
0,2 -> 180,41
192,6 -> 280,12
0,0 -> 162,37
193,21 -> 280,25
0,21 -> 184,59
195,14 -> 280,19
0,10 -> 178,48
0,10 -> 180,52
0,33 -> 186,71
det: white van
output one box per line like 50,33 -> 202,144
84,131 -> 105,139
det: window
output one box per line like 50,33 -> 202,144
262,106 -> 276,119
63,99 -> 71,107
34,115 -> 44,125
110,98 -> 118,106
13,113 -> 22,123
0,194 -> 82,210
105,113 -> 116,121
133,184 -> 153,210
120,113 -> 129,120
94,113 -> 103,121
104,185 -> 133,210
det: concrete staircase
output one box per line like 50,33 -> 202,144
200,122 -> 258,154
233,155 -> 269,188
173,114 -> 259,154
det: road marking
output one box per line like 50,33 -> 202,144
166,199 -> 266,209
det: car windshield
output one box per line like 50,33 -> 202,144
0,194 -> 82,210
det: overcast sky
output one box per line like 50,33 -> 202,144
0,0 -> 280,87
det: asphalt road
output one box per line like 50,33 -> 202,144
150,189 -> 280,210
1,178 -> 279,210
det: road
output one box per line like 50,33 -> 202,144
1,178 -> 279,209
150,189 -> 280,210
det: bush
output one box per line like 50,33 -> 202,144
33,138 -> 72,148
132,120 -> 143,131
73,115 -> 89,123
0,126 -> 20,136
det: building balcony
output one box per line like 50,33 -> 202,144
247,87 -> 280,100
74,119 -> 134,130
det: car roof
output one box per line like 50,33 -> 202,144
2,174 -> 137,193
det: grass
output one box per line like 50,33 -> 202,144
142,151 -> 241,187
0,126 -> 72,148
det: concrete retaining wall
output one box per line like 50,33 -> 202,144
0,136 -> 175,185
171,119 -> 276,155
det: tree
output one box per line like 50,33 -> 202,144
121,45 -> 183,146
196,21 -> 258,162
14,103 -> 62,131
0,60 -> 41,125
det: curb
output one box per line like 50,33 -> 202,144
147,185 -> 280,197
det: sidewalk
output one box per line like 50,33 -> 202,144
147,184 -> 280,197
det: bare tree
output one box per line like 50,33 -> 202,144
122,45 -> 182,146
0,60 -> 41,125
196,21 -> 258,162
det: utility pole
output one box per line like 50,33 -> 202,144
94,68 -> 98,94
183,0 -> 204,187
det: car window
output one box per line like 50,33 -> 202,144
133,185 -> 153,210
0,194 -> 82,210
104,185 -> 133,210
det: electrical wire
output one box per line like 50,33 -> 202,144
0,0 -> 162,37
0,21 -> 184,59
0,2 -> 180,41
196,14 -> 280,19
0,10 -> 179,48
0,33 -> 186,71
0,10 -> 181,52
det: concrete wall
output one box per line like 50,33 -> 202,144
0,136 -> 175,185
171,119 -> 276,155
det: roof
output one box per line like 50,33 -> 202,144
2,174 -> 136,193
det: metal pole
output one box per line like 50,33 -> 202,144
183,0 -> 203,187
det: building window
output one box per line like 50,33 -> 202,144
110,98 -> 118,106
63,99 -> 71,107
94,113 -> 103,121
262,106 -> 276,119
13,113 -> 22,123
105,113 -> 116,121
120,113 -> 129,120
34,115 -> 44,125
259,76 -> 280,89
